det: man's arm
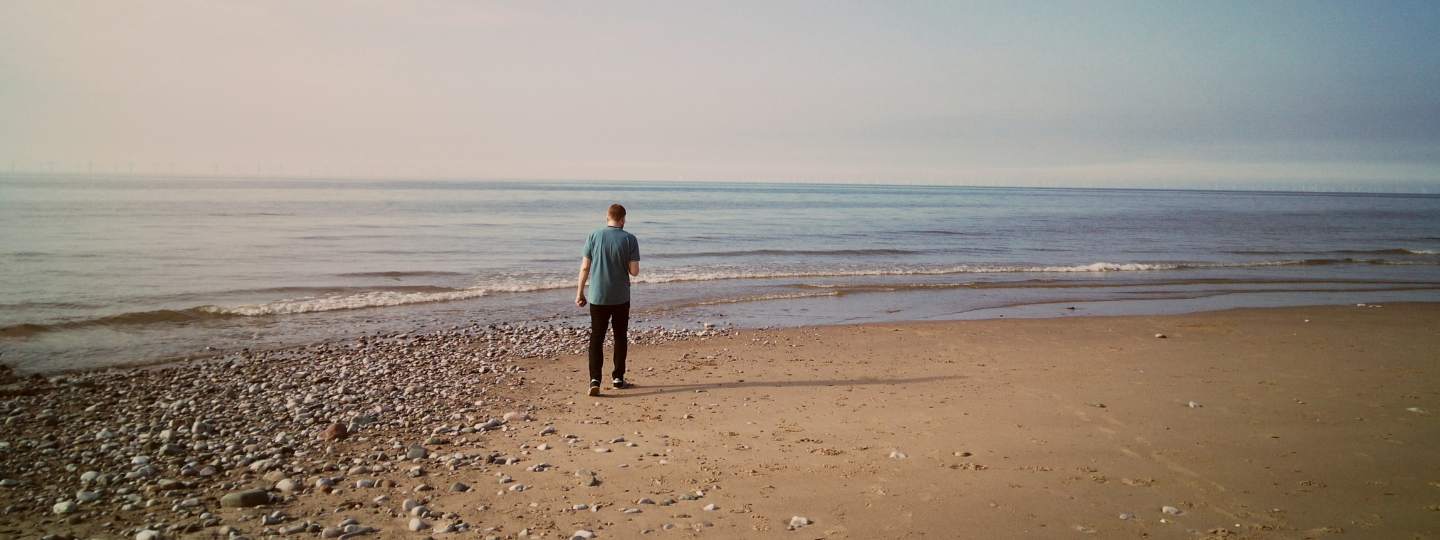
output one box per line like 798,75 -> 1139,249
576,257 -> 591,307
628,236 -> 640,277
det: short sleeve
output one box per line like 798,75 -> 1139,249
582,232 -> 594,258
628,236 -> 640,261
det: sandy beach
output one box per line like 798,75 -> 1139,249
3,303 -> 1438,539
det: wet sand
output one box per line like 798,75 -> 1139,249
3,304 -> 1438,538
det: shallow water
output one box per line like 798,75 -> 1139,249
3,176 -> 1439,372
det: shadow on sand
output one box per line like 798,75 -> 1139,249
601,374 -> 964,398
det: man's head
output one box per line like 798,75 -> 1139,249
607,204 -> 626,226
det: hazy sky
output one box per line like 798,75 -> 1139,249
2,1 -> 1438,188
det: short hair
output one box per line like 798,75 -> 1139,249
607,204 -> 626,221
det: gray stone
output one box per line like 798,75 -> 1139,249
789,516 -> 811,529
135,530 -> 162,540
406,445 -> 428,460
408,517 -> 429,531
220,489 -> 271,508
53,501 -> 77,514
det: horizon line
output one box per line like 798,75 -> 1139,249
1,170 -> 1438,196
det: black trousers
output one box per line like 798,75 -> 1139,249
588,302 -> 629,382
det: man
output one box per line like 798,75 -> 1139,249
576,203 -> 640,396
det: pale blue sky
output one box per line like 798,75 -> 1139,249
2,1 -> 1438,189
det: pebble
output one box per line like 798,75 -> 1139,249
571,531 -> 595,540
134,530 -> 162,540
1155,333 -> 1167,339
703,503 -> 719,511
888,450 -> 908,459
1162,505 -> 1183,515
220,489 -> 271,508
1119,512 -> 1134,520
789,516 -> 812,529
53,501 -> 77,514
450,482 -> 471,492
318,422 -> 348,441
1187,401 -> 1202,408
406,445 -> 429,459
409,517 -> 430,531
503,411 -> 528,422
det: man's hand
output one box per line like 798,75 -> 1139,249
577,256 -> 591,309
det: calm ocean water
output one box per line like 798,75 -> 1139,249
3,176 -> 1440,372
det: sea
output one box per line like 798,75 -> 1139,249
3,176 -> 1440,373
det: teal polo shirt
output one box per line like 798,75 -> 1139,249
582,226 -> 640,305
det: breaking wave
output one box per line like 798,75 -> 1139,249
1224,248 -> 1439,256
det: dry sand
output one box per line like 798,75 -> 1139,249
7,303 -> 1440,539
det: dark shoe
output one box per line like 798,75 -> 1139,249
612,378 -> 630,389
588,380 -> 601,397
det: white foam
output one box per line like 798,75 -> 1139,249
192,259 -> 1359,317
198,279 -> 573,316
631,260 -> 1301,285
692,291 -> 842,306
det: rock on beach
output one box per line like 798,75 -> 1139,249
220,489 -> 271,508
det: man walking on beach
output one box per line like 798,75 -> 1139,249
576,204 -> 640,396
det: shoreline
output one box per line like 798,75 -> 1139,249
8,279 -> 1440,376
1,303 -> 1437,538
